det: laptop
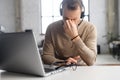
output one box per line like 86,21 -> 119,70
0,31 -> 66,77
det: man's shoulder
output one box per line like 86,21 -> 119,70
49,20 -> 63,28
82,20 -> 95,27
46,20 -> 63,33
81,20 -> 96,29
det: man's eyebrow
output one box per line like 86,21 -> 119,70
63,17 -> 69,20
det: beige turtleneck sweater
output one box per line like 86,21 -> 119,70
42,20 -> 97,66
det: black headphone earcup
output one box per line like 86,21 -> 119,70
60,8 -> 63,16
80,11 -> 85,18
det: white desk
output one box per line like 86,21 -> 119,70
0,66 -> 120,80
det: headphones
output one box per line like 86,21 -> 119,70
59,0 -> 85,19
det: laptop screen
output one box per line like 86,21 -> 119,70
0,31 -> 46,76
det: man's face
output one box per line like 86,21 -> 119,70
62,6 -> 81,25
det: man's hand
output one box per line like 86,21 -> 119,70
64,20 -> 79,39
66,56 -> 81,65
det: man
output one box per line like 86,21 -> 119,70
42,0 -> 97,66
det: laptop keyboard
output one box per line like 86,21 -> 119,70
44,68 -> 55,73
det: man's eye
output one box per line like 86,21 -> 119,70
63,17 -> 69,20
64,18 -> 68,20
72,19 -> 76,21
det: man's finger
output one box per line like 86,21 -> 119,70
74,56 -> 80,60
66,57 -> 77,64
66,20 -> 71,30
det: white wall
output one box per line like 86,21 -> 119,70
20,0 -> 43,42
90,0 -> 108,53
0,0 -> 16,32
